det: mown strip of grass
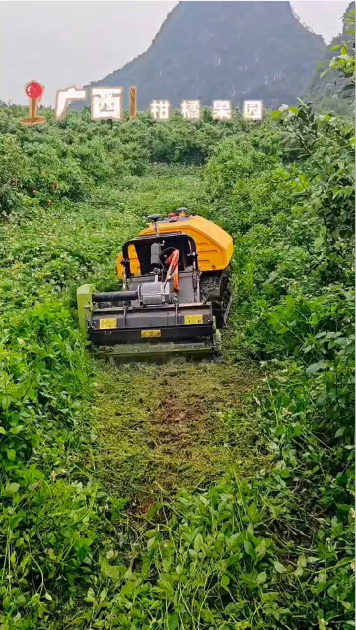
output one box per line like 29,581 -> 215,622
93,360 -> 270,508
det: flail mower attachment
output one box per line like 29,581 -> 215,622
77,284 -> 221,362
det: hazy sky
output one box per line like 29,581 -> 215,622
1,1 -> 350,106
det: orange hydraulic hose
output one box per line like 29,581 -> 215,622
166,249 -> 179,292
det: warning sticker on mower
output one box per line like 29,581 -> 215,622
99,318 -> 117,330
141,329 -> 161,338
184,314 -> 203,325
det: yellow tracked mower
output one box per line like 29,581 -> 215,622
77,209 -> 233,360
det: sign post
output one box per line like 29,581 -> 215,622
21,81 -> 46,126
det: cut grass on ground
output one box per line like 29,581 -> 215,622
93,358 -> 271,512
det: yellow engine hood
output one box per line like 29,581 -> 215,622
117,215 -> 233,278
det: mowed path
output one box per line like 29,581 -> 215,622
88,167 -> 270,510
92,358 -> 271,512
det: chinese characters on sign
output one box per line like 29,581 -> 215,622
243,100 -> 263,121
212,100 -> 232,121
55,86 -> 134,121
150,100 -> 170,121
181,100 -> 201,121
56,86 -> 87,121
91,87 -> 123,121
22,82 -> 264,124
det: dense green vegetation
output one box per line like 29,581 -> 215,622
0,42 -> 354,630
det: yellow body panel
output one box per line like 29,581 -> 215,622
117,216 -> 233,279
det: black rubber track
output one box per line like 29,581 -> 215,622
200,268 -> 232,328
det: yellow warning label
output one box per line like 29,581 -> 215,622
141,329 -> 161,338
99,318 -> 117,330
184,314 -> 203,325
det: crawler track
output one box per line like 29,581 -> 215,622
200,267 -> 232,327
